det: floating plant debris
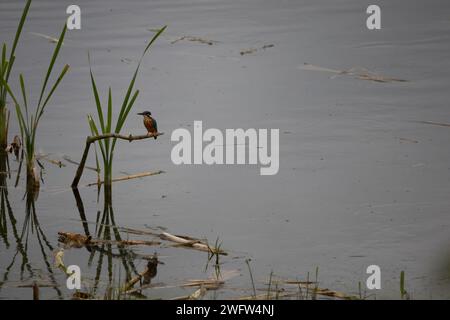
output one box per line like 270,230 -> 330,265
123,254 -> 159,291
171,36 -> 219,46
86,170 -> 165,187
418,120 -> 450,128
58,231 -> 161,248
36,153 -> 66,168
5,135 -> 22,159
300,63 -> 408,83
240,44 -> 275,56
29,32 -> 62,44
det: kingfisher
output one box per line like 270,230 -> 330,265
138,111 -> 158,139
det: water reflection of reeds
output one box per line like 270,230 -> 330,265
0,153 -> 62,299
72,186 -> 139,297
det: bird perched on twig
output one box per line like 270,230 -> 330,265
137,111 -> 158,139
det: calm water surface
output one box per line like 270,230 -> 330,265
0,0 -> 449,299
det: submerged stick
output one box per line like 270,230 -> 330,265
123,255 -> 159,292
86,170 -> 165,187
71,132 -> 163,188
33,282 -> 39,300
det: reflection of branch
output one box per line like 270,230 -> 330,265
71,132 -> 164,188
72,188 -> 91,238
71,189 -> 140,295
14,151 -> 24,188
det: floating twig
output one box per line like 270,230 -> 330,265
171,36 -> 218,46
300,63 -> 408,83
418,120 -> 450,128
397,137 -> 419,144
240,44 -> 275,56
172,286 -> 207,300
86,170 -> 165,187
160,232 -> 227,256
72,291 -> 94,300
29,32 -> 62,44
182,279 -> 224,290
36,153 -> 66,168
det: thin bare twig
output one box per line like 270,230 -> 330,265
71,132 -> 163,188
86,170 -> 165,187
418,120 -> 450,128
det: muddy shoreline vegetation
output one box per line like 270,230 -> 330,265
0,0 -> 434,300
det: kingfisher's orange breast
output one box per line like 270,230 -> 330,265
144,116 -> 157,134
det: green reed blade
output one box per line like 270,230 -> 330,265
110,89 -> 139,154
116,26 -> 166,133
38,64 -> 70,118
19,74 -> 28,117
37,23 -> 67,110
106,87 -> 112,133
5,0 -> 31,83
88,53 -> 105,134
87,115 -> 107,163
104,87 -> 113,156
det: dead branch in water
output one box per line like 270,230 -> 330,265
86,170 -> 165,187
300,63 -> 408,83
160,232 -> 227,256
123,254 -> 159,292
71,132 -> 164,188
171,286 -> 208,300
240,44 -> 275,56
58,231 -> 161,248
182,279 -> 224,290
235,279 -> 358,300
58,225 -> 228,256
171,36 -> 218,46
418,120 -> 450,128
36,153 -> 66,168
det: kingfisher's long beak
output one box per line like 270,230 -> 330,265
137,112 -> 144,115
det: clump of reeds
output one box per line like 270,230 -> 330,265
86,26 -> 166,188
0,0 -> 31,151
3,24 -> 69,190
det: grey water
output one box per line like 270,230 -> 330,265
1,0 -> 449,299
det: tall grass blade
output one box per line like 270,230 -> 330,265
19,74 -> 28,122
87,115 -> 106,162
116,26 -> 166,131
88,53 -> 105,134
106,87 -> 112,134
37,24 -> 67,110
5,0 -> 32,83
39,64 -> 70,116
